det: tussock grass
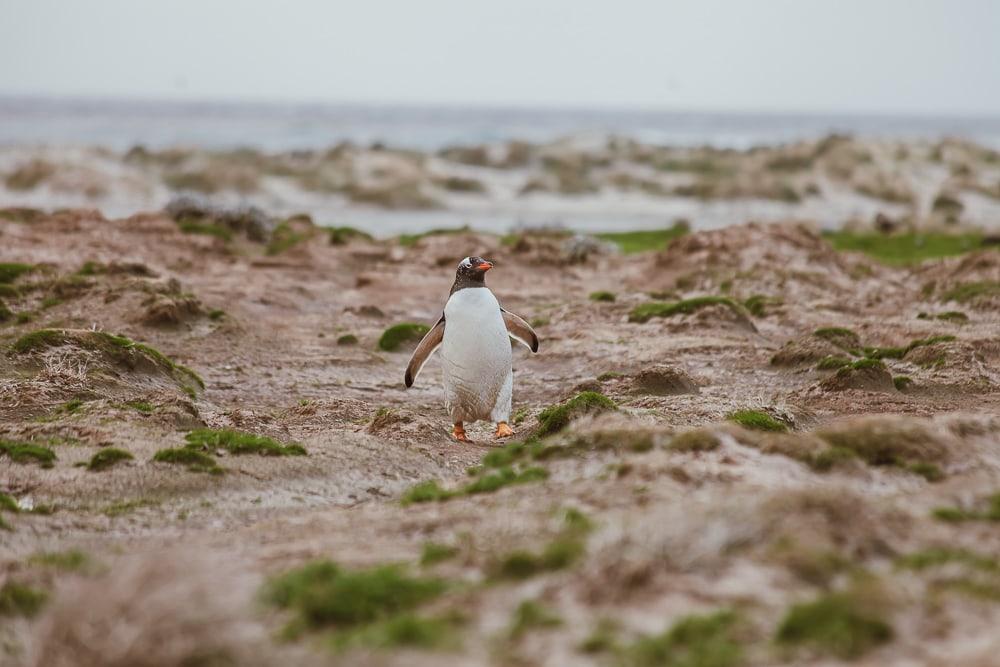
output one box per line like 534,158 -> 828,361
152,447 -> 223,475
940,281 -> 1000,304
0,262 -> 35,284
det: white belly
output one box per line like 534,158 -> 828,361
441,288 -> 513,423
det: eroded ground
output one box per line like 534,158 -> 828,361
1,207 -> 1000,666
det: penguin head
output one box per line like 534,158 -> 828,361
455,256 -> 493,284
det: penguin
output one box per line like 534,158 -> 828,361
404,256 -> 539,442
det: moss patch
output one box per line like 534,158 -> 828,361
264,560 -> 447,642
589,290 -> 616,302
0,581 -> 48,618
0,262 -> 35,284
87,447 -> 134,471
595,222 -> 689,254
932,492 -> 1000,522
420,542 -> 459,566
727,409 -> 788,432
816,355 -> 852,370
492,537 -> 585,580
775,590 -> 892,659
378,323 -> 431,351
336,333 -> 358,345
508,600 -> 562,640
152,447 -> 223,474
0,440 -> 56,467
185,428 -> 306,456
536,391 -> 616,436
629,296 -> 747,323
622,610 -> 742,667
824,231 -> 983,265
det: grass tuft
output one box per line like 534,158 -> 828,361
0,581 -> 48,618
775,591 -> 892,659
0,440 -> 56,468
185,428 -> 306,457
824,231 -> 983,265
595,222 -> 689,254
508,600 -> 562,639
0,262 -> 35,284
939,281 -> 1000,304
623,610 -> 742,667
589,291 -> 616,302
420,542 -> 459,566
152,447 -> 223,474
536,391 -> 616,436
87,447 -> 134,471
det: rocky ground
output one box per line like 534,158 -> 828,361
2,135 -> 1000,233
1,205 -> 999,666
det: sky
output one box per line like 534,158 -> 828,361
0,0 -> 998,115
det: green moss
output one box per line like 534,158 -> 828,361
264,560 -> 446,634
940,281 -> 1000,303
622,610 -> 742,667
629,296 -> 746,323
893,376 -> 913,391
508,600 -> 562,639
152,447 -> 223,474
86,447 -> 134,471
906,461 -> 943,481
493,538 -> 585,580
743,294 -> 781,317
536,391 -> 616,436
0,581 -> 48,618
126,400 -> 154,413
579,620 -> 620,654
824,231 -> 983,265
837,358 -> 887,376
597,371 -> 624,382
28,549 -> 90,572
177,218 -> 233,241
266,220 -> 313,255
589,290 -> 616,302
101,498 -> 160,517
669,428 -> 720,452
0,262 -> 35,284
864,335 -> 955,361
401,480 -> 455,505
775,591 -> 892,659
327,226 -> 374,246
595,222 -> 690,254
185,428 -> 306,456
935,310 -> 969,322
562,507 -> 595,534
336,333 -> 358,345
816,355 -> 852,370
0,492 -> 18,513
420,542 -> 459,566
332,612 -> 462,650
727,409 -> 788,432
932,492 -> 1000,522
897,548 -> 998,573
207,308 -> 226,321
813,327 -> 860,345
0,299 -> 12,323
378,323 -> 431,351
0,440 -> 56,467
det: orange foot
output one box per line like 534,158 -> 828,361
495,422 -> 514,439
453,423 -> 471,442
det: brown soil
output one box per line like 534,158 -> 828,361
2,211 -> 1000,666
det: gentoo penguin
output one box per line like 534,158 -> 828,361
404,256 -> 539,442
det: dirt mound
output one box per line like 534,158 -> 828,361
904,340 -> 999,393
915,251 -> 1000,310
772,328 -> 862,367
629,365 -> 698,395
820,360 -> 895,392
648,222 -> 863,299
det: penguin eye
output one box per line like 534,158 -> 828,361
460,257 -> 472,268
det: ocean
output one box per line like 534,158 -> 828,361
2,96 -> 1000,151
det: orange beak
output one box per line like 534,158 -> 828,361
477,261 -> 493,271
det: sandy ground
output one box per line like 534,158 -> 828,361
1,207 -> 1000,666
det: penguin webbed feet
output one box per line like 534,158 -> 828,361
494,422 -> 514,439
452,423 -> 471,442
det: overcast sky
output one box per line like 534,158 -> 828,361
1,0 -> 997,115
